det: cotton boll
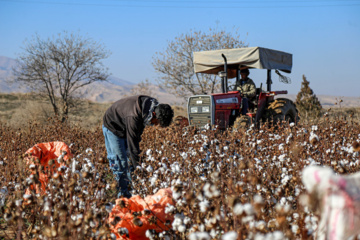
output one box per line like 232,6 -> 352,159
221,231 -> 238,240
171,162 -> 181,174
210,229 -> 217,238
253,194 -> 264,204
254,233 -> 266,240
256,221 -> 266,230
177,224 -> 186,233
183,216 -> 191,225
146,165 -> 154,173
199,200 -> 209,212
189,232 -> 210,240
150,174 -> 158,186
146,149 -> 152,156
172,191 -> 181,200
243,203 -> 254,215
309,132 -> 319,144
24,194 -> 32,199
272,231 -> 285,240
165,203 -> 176,214
242,215 -> 255,223
180,152 -> 188,160
279,144 -> 285,151
233,203 -> 243,215
278,154 -> 286,162
292,224 -> 299,234
145,230 -> 155,240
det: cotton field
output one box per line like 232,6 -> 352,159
0,117 -> 360,239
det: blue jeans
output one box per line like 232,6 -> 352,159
241,98 -> 249,115
102,125 -> 132,198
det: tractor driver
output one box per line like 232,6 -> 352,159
234,68 -> 256,115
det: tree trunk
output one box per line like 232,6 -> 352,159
61,101 -> 69,123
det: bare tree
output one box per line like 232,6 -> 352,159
12,31 -> 110,121
152,28 -> 247,98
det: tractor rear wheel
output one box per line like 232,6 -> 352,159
263,98 -> 299,124
233,115 -> 252,130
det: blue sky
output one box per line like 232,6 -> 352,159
0,0 -> 359,97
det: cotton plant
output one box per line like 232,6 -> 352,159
2,117 -> 360,239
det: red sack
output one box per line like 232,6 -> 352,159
109,188 -> 175,239
25,141 -> 72,195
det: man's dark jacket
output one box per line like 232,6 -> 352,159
103,95 -> 157,167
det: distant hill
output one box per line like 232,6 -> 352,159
281,94 -> 360,108
0,56 -> 28,92
0,55 -> 358,107
0,56 -> 185,105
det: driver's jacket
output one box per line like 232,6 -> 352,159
234,77 -> 256,99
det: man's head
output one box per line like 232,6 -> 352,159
240,68 -> 250,79
152,104 -> 174,127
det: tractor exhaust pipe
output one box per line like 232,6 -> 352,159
221,54 -> 228,93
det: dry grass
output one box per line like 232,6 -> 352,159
0,93 -> 188,130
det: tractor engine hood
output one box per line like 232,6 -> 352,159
193,47 -> 292,78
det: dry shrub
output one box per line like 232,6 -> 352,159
10,100 -> 53,128
172,105 -> 187,117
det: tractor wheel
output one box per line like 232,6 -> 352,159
233,115 -> 252,130
263,98 -> 299,124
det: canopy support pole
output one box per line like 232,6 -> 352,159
267,70 -> 272,91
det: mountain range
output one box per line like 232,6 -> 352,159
0,56 -> 358,107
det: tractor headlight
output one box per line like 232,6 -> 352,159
202,106 -> 210,113
190,107 -> 198,113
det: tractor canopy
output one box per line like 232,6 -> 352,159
193,47 -> 292,78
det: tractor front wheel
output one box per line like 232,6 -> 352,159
263,98 -> 299,124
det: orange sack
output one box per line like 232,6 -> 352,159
109,188 -> 175,240
25,141 -> 72,195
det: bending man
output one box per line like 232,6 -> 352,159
103,95 -> 174,198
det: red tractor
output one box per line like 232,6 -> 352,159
187,47 -> 299,129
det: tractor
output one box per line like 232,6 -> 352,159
187,47 -> 299,129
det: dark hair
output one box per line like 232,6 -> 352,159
240,68 -> 250,75
155,104 -> 174,127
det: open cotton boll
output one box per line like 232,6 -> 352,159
172,190 -> 182,200
146,165 -> 154,173
171,162 -> 181,174
221,231 -> 238,240
291,224 -> 299,234
85,148 -> 93,154
145,230 -> 155,240
243,203 -> 254,215
189,232 -> 210,240
146,149 -> 152,156
233,203 -> 243,216
199,199 -> 209,212
309,132 -> 319,143
253,194 -> 264,204
165,203 -> 176,214
177,224 -> 186,233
